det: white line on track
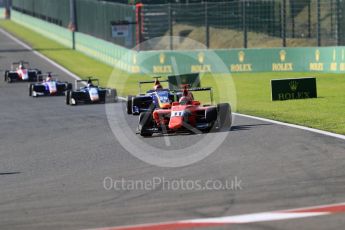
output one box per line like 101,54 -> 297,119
2,28 -> 345,141
0,28 -> 81,81
234,113 -> 345,141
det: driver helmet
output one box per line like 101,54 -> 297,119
179,96 -> 192,105
87,79 -> 93,87
154,79 -> 163,90
46,74 -> 52,82
154,84 -> 163,90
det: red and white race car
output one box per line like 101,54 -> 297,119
137,86 -> 232,137
29,73 -> 73,97
4,61 -> 42,83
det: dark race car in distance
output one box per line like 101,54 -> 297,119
28,73 -> 73,97
4,61 -> 42,83
137,86 -> 231,137
66,77 -> 117,105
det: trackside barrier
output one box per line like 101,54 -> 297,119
11,10 -> 72,47
75,32 -> 135,72
9,10 -> 345,75
11,10 -> 135,72
0,8 -> 5,19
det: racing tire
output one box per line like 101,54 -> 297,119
217,103 -> 232,131
33,85 -> 45,94
4,71 -> 9,82
205,107 -> 217,123
66,83 -> 73,91
69,92 -> 78,106
126,95 -> 133,114
132,96 -> 153,115
138,112 -> 153,137
204,107 -> 218,133
29,84 -> 34,96
6,72 -> 16,83
66,90 -> 71,105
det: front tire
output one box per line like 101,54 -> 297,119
4,71 -> 8,82
204,107 -> 217,133
7,75 -> 12,83
217,103 -> 232,131
139,112 -> 153,137
69,92 -> 78,106
66,83 -> 73,91
127,95 -> 133,114
29,84 -> 34,96
66,90 -> 71,105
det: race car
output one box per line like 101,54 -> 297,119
66,77 -> 117,105
28,73 -> 73,97
127,77 -> 180,115
4,61 -> 42,83
137,86 -> 232,137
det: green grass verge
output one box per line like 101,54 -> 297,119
1,19 -> 345,134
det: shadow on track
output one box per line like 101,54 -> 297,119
0,172 -> 21,176
231,123 -> 272,131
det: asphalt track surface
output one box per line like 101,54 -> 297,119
0,30 -> 345,230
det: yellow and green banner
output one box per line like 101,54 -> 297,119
130,47 -> 345,74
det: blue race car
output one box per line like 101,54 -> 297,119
29,73 -> 72,97
126,77 -> 181,115
66,78 -> 117,105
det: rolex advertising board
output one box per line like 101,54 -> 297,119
271,78 -> 317,101
128,47 -> 345,75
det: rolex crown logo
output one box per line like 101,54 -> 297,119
280,50 -> 286,62
289,81 -> 299,91
315,50 -> 320,62
239,51 -> 245,63
159,53 -> 165,64
198,52 -> 205,64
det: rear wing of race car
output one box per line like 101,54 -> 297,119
75,78 -> 99,89
11,61 -> 30,70
37,73 -> 58,82
173,87 -> 214,105
138,79 -> 168,94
